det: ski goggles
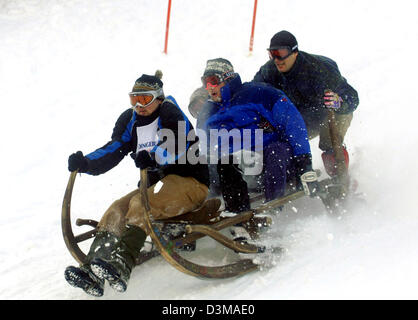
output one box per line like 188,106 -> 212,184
129,88 -> 163,107
268,46 -> 297,61
201,71 -> 235,90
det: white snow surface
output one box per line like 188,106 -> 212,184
1,0 -> 417,300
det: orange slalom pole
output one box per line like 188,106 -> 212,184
163,0 -> 172,54
249,0 -> 258,53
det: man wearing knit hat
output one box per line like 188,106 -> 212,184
188,59 -> 235,119
186,58 -> 237,197
197,58 -> 319,215
63,72 -> 209,297
253,30 -> 359,178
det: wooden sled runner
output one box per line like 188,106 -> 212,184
62,165 -> 357,278
139,169 -> 262,279
62,170 -> 271,278
61,169 -> 310,278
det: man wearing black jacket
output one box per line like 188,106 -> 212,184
64,73 -> 209,297
253,30 -> 359,177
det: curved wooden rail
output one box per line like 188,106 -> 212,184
140,169 -> 259,279
185,224 -> 262,254
61,171 -> 89,265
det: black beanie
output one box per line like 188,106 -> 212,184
268,30 -> 298,51
132,73 -> 163,93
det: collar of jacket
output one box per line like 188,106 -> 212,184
280,51 -> 305,78
218,73 -> 242,108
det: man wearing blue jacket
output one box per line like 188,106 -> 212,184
253,31 -> 359,177
198,58 -> 318,213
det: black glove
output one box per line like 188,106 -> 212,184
68,151 -> 89,173
134,150 -> 156,170
293,153 -> 313,177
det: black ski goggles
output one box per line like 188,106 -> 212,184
268,46 -> 297,61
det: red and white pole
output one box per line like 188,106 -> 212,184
249,0 -> 258,54
163,0 -> 172,54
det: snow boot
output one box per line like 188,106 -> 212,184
321,146 -> 349,177
64,264 -> 104,297
90,258 -> 129,293
229,226 -> 266,253
230,216 -> 271,241
64,230 -> 112,297
141,236 -> 155,253
230,225 -> 252,243
160,223 -> 197,251
90,225 -> 146,293
240,216 -> 272,240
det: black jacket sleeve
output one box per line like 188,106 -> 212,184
84,109 -> 135,175
312,54 -> 359,114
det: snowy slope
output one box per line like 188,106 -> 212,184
1,0 -> 417,300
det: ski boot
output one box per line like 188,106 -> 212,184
90,225 -> 146,293
64,230 -> 113,297
160,222 -> 197,252
64,264 -> 104,297
321,146 -> 359,194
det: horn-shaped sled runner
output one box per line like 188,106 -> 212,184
61,167 -> 348,277
61,170 -> 89,265
139,169 -> 259,279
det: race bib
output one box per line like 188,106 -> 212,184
136,117 -> 159,153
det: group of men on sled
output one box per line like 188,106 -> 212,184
64,30 -> 359,297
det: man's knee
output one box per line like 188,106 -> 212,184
98,190 -> 140,236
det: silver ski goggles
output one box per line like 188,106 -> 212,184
129,88 -> 164,108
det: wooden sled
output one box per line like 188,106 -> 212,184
61,170 -> 311,277
61,165 -> 352,278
